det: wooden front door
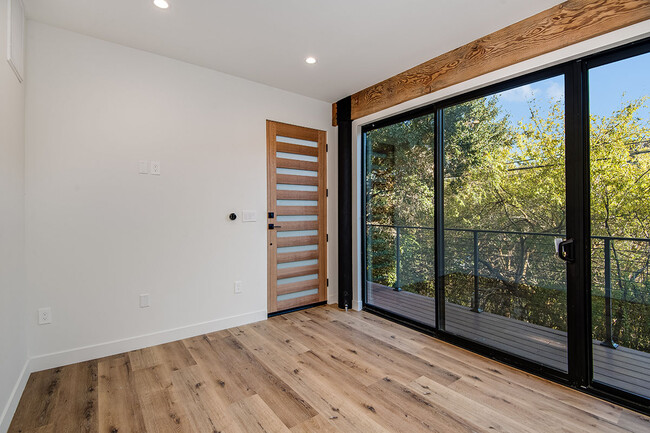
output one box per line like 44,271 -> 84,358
267,120 -> 327,314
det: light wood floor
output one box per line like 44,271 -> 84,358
9,305 -> 650,433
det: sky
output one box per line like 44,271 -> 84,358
495,51 -> 650,126
589,52 -> 650,119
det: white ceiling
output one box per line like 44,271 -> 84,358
23,0 -> 562,103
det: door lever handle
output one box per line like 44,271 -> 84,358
268,224 -> 282,229
557,238 -> 575,263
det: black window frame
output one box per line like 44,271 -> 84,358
360,36 -> 650,415
582,39 -> 650,411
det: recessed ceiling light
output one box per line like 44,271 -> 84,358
305,57 -> 317,64
154,0 -> 169,9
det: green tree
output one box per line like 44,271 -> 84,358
589,98 -> 650,347
365,93 -> 650,352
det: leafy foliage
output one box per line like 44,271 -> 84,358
365,91 -> 650,353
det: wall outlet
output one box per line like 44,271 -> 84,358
38,307 -> 52,325
234,281 -> 242,294
140,294 -> 150,308
150,160 -> 161,175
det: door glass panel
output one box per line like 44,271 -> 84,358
589,52 -> 650,398
442,76 -> 568,371
364,113 -> 436,327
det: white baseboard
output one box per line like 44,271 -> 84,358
30,309 -> 267,373
0,359 -> 30,433
0,310 -> 266,432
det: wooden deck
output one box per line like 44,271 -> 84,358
367,282 -> 650,399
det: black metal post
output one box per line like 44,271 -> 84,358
471,230 -> 481,313
394,227 -> 402,291
601,237 -> 618,348
337,96 -> 353,310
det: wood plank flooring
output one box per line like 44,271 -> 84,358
9,305 -> 650,433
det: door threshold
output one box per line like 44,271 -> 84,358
268,301 -> 327,317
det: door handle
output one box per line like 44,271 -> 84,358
557,238 -> 575,263
268,224 -> 282,229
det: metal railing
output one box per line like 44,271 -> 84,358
367,223 -> 650,349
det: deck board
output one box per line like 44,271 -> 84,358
367,282 -> 650,399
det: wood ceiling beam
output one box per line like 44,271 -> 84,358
332,0 -> 650,126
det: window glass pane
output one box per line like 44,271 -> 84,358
589,51 -> 650,398
364,113 -> 436,327
442,75 -> 568,372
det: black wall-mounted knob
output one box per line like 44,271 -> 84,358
229,213 -> 237,221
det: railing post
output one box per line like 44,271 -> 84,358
394,226 -> 402,292
471,230 -> 481,313
601,237 -> 617,348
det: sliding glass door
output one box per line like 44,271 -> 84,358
441,74 -> 568,372
588,49 -> 650,400
364,112 -> 437,327
362,38 -> 650,411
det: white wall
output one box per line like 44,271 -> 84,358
24,21 -> 336,368
0,0 -> 28,429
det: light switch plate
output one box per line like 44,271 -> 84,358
140,294 -> 150,308
138,160 -> 149,174
150,161 -> 161,175
242,210 -> 257,222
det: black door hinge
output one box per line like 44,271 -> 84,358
326,234 -> 329,242
326,144 -> 328,152
327,278 -> 329,287
326,189 -> 329,197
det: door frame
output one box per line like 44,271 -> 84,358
359,36 -> 650,414
266,120 -> 328,315
361,63 -> 574,386
579,38 -> 650,409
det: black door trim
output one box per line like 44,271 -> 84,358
565,59 -> 591,387
358,36 -> 650,415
